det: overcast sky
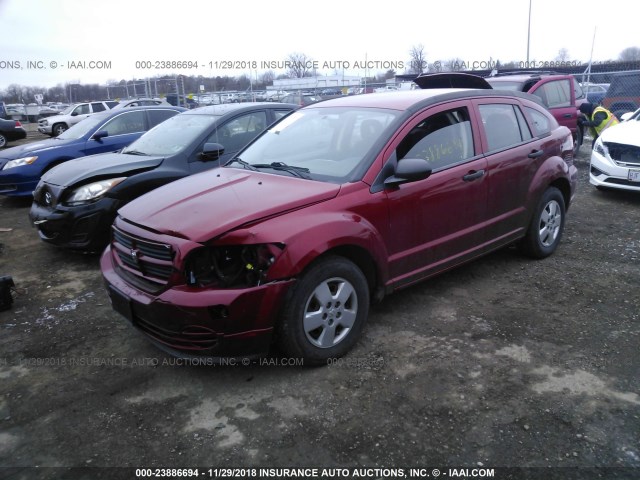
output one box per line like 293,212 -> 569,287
0,0 -> 637,91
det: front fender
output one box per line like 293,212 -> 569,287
218,210 -> 390,285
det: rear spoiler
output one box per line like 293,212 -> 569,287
414,73 -> 492,90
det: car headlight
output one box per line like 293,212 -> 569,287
184,244 -> 281,288
64,177 -> 126,205
593,138 -> 609,158
3,156 -> 38,170
41,120 -> 49,126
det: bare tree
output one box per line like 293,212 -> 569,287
4,84 -> 25,103
408,44 -> 427,74
619,46 -> 640,61
555,48 -> 570,61
261,70 -> 275,86
286,52 -> 315,79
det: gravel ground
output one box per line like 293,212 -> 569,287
0,137 -> 639,480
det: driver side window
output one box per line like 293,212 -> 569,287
206,111 -> 268,154
396,107 -> 475,172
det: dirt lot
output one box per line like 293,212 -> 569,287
0,135 -> 639,480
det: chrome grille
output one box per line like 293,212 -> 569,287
112,226 -> 175,288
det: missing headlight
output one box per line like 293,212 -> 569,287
185,244 -> 277,288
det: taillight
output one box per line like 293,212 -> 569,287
14,121 -> 22,127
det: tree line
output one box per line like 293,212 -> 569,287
1,47 -> 639,105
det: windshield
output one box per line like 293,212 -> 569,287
56,112 -> 111,140
228,107 -> 399,183
122,113 -> 218,156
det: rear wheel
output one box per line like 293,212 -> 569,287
520,187 -> 566,259
0,133 -> 6,148
277,256 -> 370,365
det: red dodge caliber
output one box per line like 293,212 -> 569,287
101,88 -> 577,365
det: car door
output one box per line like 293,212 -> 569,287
528,77 -> 577,133
382,101 -> 489,285
474,100 -> 546,244
188,110 -> 269,174
83,110 -> 147,156
68,103 -> 91,127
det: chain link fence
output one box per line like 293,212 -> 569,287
572,70 -> 640,119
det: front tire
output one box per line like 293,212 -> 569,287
277,256 -> 370,365
520,187 -> 566,259
52,123 -> 67,136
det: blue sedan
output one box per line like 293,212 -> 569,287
0,105 -> 185,197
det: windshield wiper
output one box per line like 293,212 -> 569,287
122,150 -> 148,156
251,162 -> 311,179
227,157 -> 258,171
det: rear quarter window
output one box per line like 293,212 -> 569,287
524,106 -> 552,136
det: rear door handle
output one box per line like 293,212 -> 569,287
528,149 -> 544,158
563,113 -> 573,118
462,169 -> 485,182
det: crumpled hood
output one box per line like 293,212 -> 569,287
42,152 -> 164,187
119,167 -> 341,243
601,120 -> 640,148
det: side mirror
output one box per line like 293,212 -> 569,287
384,158 -> 432,188
70,111 -> 78,116
91,130 -> 109,141
199,142 -> 225,161
621,112 -> 633,121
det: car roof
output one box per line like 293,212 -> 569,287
306,88 -> 544,112
184,102 -> 295,116
89,105 -> 186,121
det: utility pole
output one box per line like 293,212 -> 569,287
526,0 -> 532,64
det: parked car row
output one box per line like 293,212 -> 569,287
29,103 -> 296,251
7,73 -> 635,366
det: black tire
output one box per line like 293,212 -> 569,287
573,127 -> 583,156
52,123 -> 67,137
277,256 -> 370,365
520,187 -> 566,259
0,133 -> 6,148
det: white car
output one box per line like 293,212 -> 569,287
590,108 -> 640,192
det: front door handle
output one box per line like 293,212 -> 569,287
463,169 -> 485,182
528,149 -> 544,159
563,113 -> 573,118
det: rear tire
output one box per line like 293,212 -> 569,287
0,133 -> 6,148
277,256 -> 370,366
520,187 -> 566,259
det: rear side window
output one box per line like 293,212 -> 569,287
524,106 -> 552,136
148,109 -> 180,128
479,104 -> 527,151
396,107 -> 475,171
91,102 -> 106,113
